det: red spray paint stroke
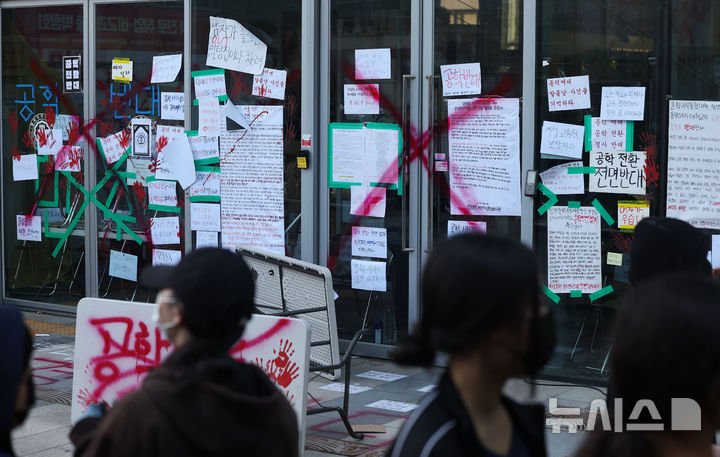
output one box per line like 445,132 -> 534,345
640,132 -> 659,201
229,318 -> 291,357
9,110 -> 18,135
11,146 -> 20,161
31,357 -> 74,386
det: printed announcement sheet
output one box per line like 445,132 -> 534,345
220,106 -> 284,255
448,98 -> 521,216
666,100 -> 720,229
547,206 -> 602,294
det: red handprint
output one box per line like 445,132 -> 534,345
45,107 -> 56,129
37,129 -> 48,147
67,121 -> 81,146
132,181 -> 146,205
275,362 -> 299,389
272,339 -> 295,369
11,146 -> 20,161
610,231 -> 634,255
22,130 -> 33,149
640,132 -> 659,190
44,159 -> 55,175
254,340 -> 300,389
118,130 -> 130,150
9,111 -> 18,135
155,136 -> 168,154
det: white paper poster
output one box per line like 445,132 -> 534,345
155,125 -> 184,181
148,180 -> 177,208
111,58 -> 132,83
187,171 -> 221,199
220,106 -> 285,255
150,217 -> 180,245
364,128 -> 399,185
447,220 -> 487,237
151,54 -> 182,83
344,84 -> 379,115
440,63 -> 482,97
252,68 -> 287,100
161,92 -> 185,121
126,159 -> 153,186
589,151 -> 646,195
161,134 -> 197,189
547,206 -> 602,294
540,121 -> 584,159
193,71 -> 227,98
600,87 -> 646,120
55,114 -> 79,142
589,118 -> 629,151
547,75 -> 591,111
448,98 -> 521,216
189,135 -> 219,162
350,186 -> 386,218
16,215 -> 41,242
331,128 -> 365,184
191,203 -> 221,232
37,129 -> 63,155
55,146 -> 83,172
354,48 -> 391,80
351,259 -> 386,292
13,155 -> 38,181
351,226 -> 387,259
152,249 -> 181,266
539,161 -> 585,195
618,201 -> 650,230
99,132 -> 127,164
195,231 -> 219,248
206,16 -> 267,75
666,100 -> 720,228
198,96 -> 226,136
109,250 -> 137,282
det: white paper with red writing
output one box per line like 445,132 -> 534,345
17,215 -> 41,242
99,132 -> 128,165
198,96 -> 227,137
440,63 -> 482,97
55,146 -> 83,172
547,75 -> 591,112
252,68 -> 287,100
344,84 -> 379,115
206,16 -> 267,75
71,299 -> 310,446
547,206 -> 602,294
37,129 -> 63,156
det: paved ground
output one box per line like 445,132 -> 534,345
12,332 -> 602,457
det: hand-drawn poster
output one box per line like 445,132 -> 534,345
440,63 -> 482,97
540,121 -> 584,159
355,48 -> 391,80
547,206 -> 602,294
151,54 -> 182,83
220,106 -> 284,255
539,161 -> 584,195
600,87 -> 645,121
447,220 -> 487,237
351,226 -> 387,259
588,151 -> 646,195
587,117 -> 631,152
547,75 -> 591,111
206,16 -> 267,75
447,98 -> 521,216
252,68 -> 287,100
618,201 -> 650,230
666,100 -> 720,229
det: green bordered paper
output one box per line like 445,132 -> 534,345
191,69 -> 228,104
146,176 -> 181,213
188,166 -> 221,203
584,115 -> 634,152
187,130 -> 220,165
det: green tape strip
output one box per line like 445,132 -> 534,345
590,285 -> 614,302
187,130 -> 199,137
195,165 -> 220,173
570,290 -> 582,298
592,198 -> 615,226
194,158 -> 220,166
626,121 -> 634,152
543,286 -> 561,304
568,201 -> 581,208
584,115 -> 592,152
192,69 -> 225,77
193,95 -> 229,105
537,182 -> 558,215
568,166 -> 596,174
43,210 -> 63,239
189,195 -> 221,203
148,204 -> 181,213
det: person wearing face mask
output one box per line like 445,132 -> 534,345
69,248 -> 298,457
387,234 -> 554,457
0,306 -> 35,457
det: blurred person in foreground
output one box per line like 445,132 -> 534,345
387,234 -> 554,457
0,305 -> 35,457
577,273 -> 720,457
70,248 -> 298,457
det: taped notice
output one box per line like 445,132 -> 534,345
547,75 -> 590,111
152,249 -> 181,266
151,54 -> 182,83
206,16 -> 267,75
252,68 -> 287,100
350,186 -> 386,218
150,216 -> 180,245
539,161 -> 584,195
13,155 -> 38,181
351,259 -> 386,292
111,58 -> 132,83
440,62 -> 482,97
447,220 -> 487,237
109,250 -> 137,282
589,151 -> 646,195
17,215 -> 41,242
351,226 -> 387,259
344,84 -> 379,115
600,87 -> 645,121
618,201 -> 649,230
355,48 -> 391,80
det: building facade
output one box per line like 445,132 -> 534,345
2,0 -> 716,384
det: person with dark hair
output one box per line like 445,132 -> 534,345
0,306 -> 35,457
629,217 -> 711,286
69,248 -> 298,457
388,234 -> 554,457
577,273 -> 720,457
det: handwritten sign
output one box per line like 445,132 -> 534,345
440,63 -> 482,97
16,215 -> 41,242
666,100 -> 720,228
355,48 -> 391,80
351,259 -> 386,292
126,159 -> 153,186
206,16 -> 267,75
344,84 -> 379,115
13,154 -> 38,181
152,249 -> 181,266
37,129 -> 63,155
588,118 -> 630,151
540,121 -> 584,159
151,54 -> 182,83
161,92 -> 185,121
589,151 -> 646,195
193,70 -> 227,98
539,161 -> 584,195
191,202 -> 221,232
109,250 -> 137,282
187,171 -> 220,200
351,226 -> 387,259
252,68 -> 287,100
111,58 -> 132,83
547,206 -> 602,294
55,146 -> 83,172
162,133 -> 197,189
600,87 -> 645,121
350,186 -> 386,218
447,220 -> 487,237
189,135 -> 219,162
195,231 -> 218,248
547,75 -> 590,111
198,96 -> 226,136
150,216 -> 180,245
148,180 -> 177,209
618,201 -> 650,230
99,132 -> 127,164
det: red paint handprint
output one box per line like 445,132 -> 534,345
155,136 -> 168,154
37,129 -> 48,147
254,340 -> 300,389
11,146 -> 20,161
45,107 -> 56,129
9,111 -> 18,135
640,132 -> 659,190
272,339 -> 295,369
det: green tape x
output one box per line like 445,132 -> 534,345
537,182 -> 558,216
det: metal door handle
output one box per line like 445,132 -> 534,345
401,74 -> 416,253
425,75 -> 434,253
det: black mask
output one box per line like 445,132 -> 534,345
523,309 -> 556,377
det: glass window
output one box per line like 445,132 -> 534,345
2,6 -> 86,306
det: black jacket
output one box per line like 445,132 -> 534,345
70,340 -> 298,457
387,372 -> 547,457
